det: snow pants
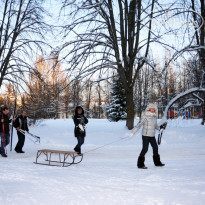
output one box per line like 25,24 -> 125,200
15,131 -> 25,152
139,135 -> 158,157
0,133 -> 10,154
75,136 -> 85,152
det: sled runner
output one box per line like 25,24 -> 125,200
19,129 -> 40,144
34,149 -> 83,167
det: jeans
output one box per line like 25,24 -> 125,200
0,133 -> 10,154
75,136 -> 85,152
139,135 -> 158,157
15,131 -> 25,151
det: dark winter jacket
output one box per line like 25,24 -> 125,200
73,106 -> 88,137
0,112 -> 12,134
14,115 -> 29,132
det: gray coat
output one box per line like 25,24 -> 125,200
132,103 -> 160,137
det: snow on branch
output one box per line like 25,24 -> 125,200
192,93 -> 204,103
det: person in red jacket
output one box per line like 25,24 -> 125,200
0,106 -> 12,157
169,110 -> 174,119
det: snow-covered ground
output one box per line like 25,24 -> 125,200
0,118 -> 205,205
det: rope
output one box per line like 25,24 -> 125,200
83,121 -> 168,154
19,128 -> 131,154
83,135 -> 131,154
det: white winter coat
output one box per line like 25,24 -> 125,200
132,103 -> 160,137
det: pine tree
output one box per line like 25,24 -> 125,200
106,76 -> 127,121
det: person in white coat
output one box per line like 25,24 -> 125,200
131,103 -> 166,169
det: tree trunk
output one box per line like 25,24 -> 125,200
0,79 -> 3,88
202,95 -> 205,125
126,88 -> 135,130
200,0 -> 205,125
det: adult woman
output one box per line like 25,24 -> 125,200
131,103 -> 165,169
73,106 -> 88,154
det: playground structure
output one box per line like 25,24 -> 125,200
168,101 -> 203,119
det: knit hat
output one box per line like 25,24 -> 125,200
144,103 -> 158,116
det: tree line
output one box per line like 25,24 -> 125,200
0,48 -> 202,121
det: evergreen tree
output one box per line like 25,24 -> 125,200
106,77 -> 127,121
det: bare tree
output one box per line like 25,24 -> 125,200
70,79 -> 82,108
0,0 -> 50,89
96,81 -> 104,119
84,78 -> 93,118
60,0 -> 165,129
25,54 -> 68,119
63,82 -> 72,118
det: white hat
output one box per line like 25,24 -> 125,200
144,103 -> 158,115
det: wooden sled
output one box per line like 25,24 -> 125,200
34,149 -> 83,167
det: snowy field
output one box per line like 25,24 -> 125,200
0,118 -> 205,205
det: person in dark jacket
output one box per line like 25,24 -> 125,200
0,106 -> 11,157
73,106 -> 88,154
14,110 -> 29,153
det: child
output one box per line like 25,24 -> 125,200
130,103 -> 166,169
73,106 -> 88,154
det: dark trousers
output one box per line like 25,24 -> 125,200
15,132 -> 25,151
75,136 -> 85,151
0,133 -> 10,154
139,135 -> 158,157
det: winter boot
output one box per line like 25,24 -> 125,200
74,147 -> 81,154
1,153 -> 7,157
15,148 -> 21,153
153,155 -> 165,166
137,156 -> 147,169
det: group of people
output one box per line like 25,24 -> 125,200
0,106 -> 29,157
0,104 -> 166,170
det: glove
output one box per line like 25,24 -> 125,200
129,133 -> 134,137
160,122 -> 167,130
78,124 -> 85,132
160,125 -> 164,129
